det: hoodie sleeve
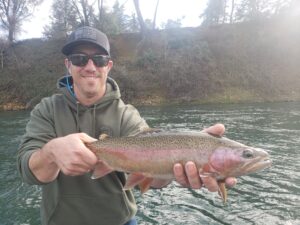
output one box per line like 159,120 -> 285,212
17,97 -> 57,185
120,104 -> 149,137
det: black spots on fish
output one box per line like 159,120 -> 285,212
242,149 -> 254,159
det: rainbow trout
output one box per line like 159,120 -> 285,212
85,130 -> 271,202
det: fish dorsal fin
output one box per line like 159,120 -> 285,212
200,130 -> 222,138
135,128 -> 162,136
99,133 -> 110,140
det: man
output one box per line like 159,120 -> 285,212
17,26 -> 236,225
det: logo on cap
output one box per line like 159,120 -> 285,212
75,27 -> 97,41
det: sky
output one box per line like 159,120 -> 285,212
20,0 -> 208,40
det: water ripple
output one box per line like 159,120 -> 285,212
1,103 -> 300,225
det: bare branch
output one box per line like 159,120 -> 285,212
0,0 -> 44,43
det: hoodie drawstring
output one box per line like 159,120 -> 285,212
93,104 -> 96,138
74,102 -> 96,136
76,101 -> 80,132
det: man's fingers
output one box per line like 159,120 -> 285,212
225,177 -> 237,187
185,162 -> 202,189
60,161 -> 91,176
79,133 -> 98,143
77,133 -> 99,166
173,164 -> 189,188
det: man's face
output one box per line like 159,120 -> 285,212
65,44 -> 113,105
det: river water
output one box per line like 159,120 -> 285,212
0,102 -> 299,225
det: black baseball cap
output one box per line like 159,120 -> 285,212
61,26 -> 110,56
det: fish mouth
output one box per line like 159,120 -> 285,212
253,157 -> 272,170
241,156 -> 272,173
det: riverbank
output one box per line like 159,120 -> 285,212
1,16 -> 300,110
2,96 -> 299,112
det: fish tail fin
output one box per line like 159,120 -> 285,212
91,161 -> 113,179
218,182 -> 227,203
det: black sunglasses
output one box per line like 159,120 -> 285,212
68,54 -> 111,67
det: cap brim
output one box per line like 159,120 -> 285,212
62,40 -> 109,56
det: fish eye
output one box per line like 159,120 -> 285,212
242,149 -> 254,158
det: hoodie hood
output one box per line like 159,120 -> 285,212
57,75 -> 121,111
57,75 -> 122,134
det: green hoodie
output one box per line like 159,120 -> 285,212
17,76 -> 149,225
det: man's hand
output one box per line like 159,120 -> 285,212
173,124 -> 237,191
47,133 -> 98,176
29,133 -> 98,183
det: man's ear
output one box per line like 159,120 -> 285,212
65,58 -> 72,73
107,60 -> 113,72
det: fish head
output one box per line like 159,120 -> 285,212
209,146 -> 272,179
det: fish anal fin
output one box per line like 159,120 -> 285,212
139,177 -> 153,194
218,182 -> 227,203
91,161 -> 113,179
124,173 -> 147,190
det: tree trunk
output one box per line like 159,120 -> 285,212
98,0 -> 104,29
1,51 -> 3,69
8,25 -> 15,44
80,0 -> 90,26
222,0 -> 227,24
152,0 -> 160,29
230,0 -> 235,24
133,0 -> 147,34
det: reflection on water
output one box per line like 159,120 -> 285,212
1,102 -> 300,225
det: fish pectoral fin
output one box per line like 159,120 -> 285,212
124,173 -> 148,190
218,182 -> 227,203
91,161 -> 113,179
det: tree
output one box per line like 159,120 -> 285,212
201,0 -> 226,25
235,0 -> 274,22
126,13 -> 140,33
110,1 -> 130,32
93,1 -> 138,34
0,0 -> 43,43
44,0 -> 98,39
45,0 -> 142,37
71,0 -> 95,26
272,0 -> 295,15
161,18 -> 183,29
43,0 -> 79,39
